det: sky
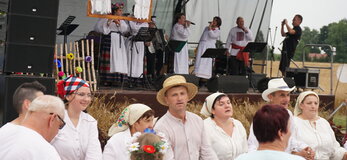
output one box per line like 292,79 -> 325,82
269,0 -> 347,53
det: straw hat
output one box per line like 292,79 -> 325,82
261,78 -> 295,102
156,75 -> 198,106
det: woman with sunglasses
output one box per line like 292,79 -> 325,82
51,76 -> 102,160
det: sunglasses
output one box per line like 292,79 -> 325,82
50,113 -> 66,129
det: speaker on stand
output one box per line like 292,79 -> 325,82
0,0 -> 59,74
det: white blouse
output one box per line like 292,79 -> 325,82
204,117 -> 248,160
102,129 -> 132,160
293,117 -> 347,160
51,110 -> 102,160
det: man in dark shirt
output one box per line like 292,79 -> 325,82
279,14 -> 303,76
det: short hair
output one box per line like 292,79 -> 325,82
253,104 -> 290,143
236,16 -> 243,22
12,81 -> 46,114
174,13 -> 185,23
28,95 -> 65,118
210,94 -> 228,118
295,14 -> 303,22
137,110 -> 155,122
213,16 -> 222,27
130,133 -> 164,160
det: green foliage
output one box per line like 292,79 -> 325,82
294,19 -> 347,63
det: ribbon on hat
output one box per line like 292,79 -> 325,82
56,76 -> 89,99
108,104 -> 151,136
200,92 -> 226,117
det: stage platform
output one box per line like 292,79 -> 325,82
95,87 -> 335,117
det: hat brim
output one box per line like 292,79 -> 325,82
156,82 -> 198,106
261,86 -> 295,102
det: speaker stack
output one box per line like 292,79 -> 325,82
207,75 -> 249,93
0,0 -> 59,125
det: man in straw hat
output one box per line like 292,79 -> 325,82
154,75 -> 218,160
247,78 -> 315,160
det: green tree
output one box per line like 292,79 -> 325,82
325,19 -> 347,63
294,27 -> 320,61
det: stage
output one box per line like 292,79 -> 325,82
95,87 -> 335,117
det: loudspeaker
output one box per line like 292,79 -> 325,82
285,68 -> 320,89
154,74 -> 199,91
207,75 -> 249,93
249,73 -> 266,90
0,75 -> 55,125
0,0 -> 59,74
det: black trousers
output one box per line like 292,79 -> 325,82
146,48 -> 164,77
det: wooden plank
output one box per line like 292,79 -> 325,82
86,0 -> 153,23
81,40 -> 86,80
90,39 -> 97,91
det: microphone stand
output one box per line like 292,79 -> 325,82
268,27 -> 277,78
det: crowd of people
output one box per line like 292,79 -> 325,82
92,2 -> 271,88
94,3 -> 303,89
0,5 -> 346,160
0,74 -> 346,160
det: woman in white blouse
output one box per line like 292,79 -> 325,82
52,76 -> 102,160
194,16 -> 222,80
200,92 -> 248,160
293,91 -> 347,160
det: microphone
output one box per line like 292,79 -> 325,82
186,20 -> 195,25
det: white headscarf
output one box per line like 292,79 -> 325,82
200,92 -> 226,117
294,91 -> 319,116
108,104 -> 152,136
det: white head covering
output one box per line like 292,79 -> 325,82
108,103 -> 152,136
294,91 -> 319,116
262,78 -> 295,102
200,92 -> 226,117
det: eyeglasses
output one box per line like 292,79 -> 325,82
73,92 -> 93,98
50,113 -> 66,129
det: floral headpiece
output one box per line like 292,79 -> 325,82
128,129 -> 170,157
112,2 -> 124,10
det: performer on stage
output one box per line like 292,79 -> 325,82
194,16 -> 222,81
225,17 -> 253,75
99,3 -> 129,86
126,5 -> 149,86
127,21 -> 148,81
170,13 -> 191,74
146,16 -> 165,79
279,14 -> 303,76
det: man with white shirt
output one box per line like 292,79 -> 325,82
154,75 -> 218,160
170,13 -> 191,74
0,95 -> 65,160
225,17 -> 253,75
1,81 -> 45,128
248,78 -> 315,160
